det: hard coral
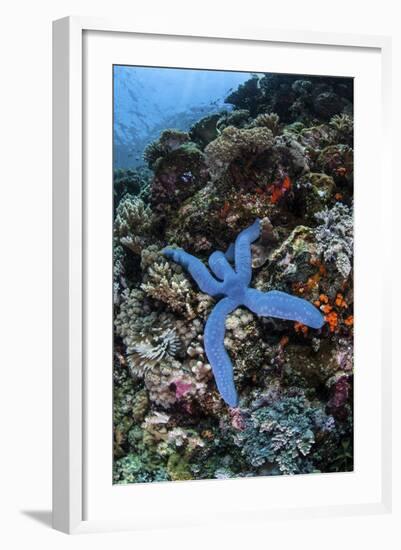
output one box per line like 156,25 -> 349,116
293,173 -> 336,223
256,225 -> 319,293
204,125 -> 274,181
190,113 -> 220,149
236,392 -> 334,475
216,109 -> 251,133
113,453 -> 169,484
225,77 -> 264,116
251,112 -> 281,136
317,144 -> 353,184
114,195 -> 154,255
115,288 -> 176,376
141,256 -> 195,317
329,113 -> 354,145
113,167 -> 151,204
150,142 -> 209,214
315,203 -> 353,279
143,129 -> 190,169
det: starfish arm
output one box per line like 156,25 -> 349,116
234,218 -> 261,285
162,248 -> 223,296
224,243 -> 235,263
244,288 -> 325,329
208,251 -> 235,281
204,297 -> 239,407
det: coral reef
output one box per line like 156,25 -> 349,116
114,195 -> 155,255
163,220 -> 324,406
113,70 -> 354,484
236,391 -> 334,475
143,129 -> 191,169
215,109 -> 252,132
189,113 -> 221,149
204,125 -> 274,181
113,167 -> 151,204
226,74 -> 353,123
150,142 -> 209,216
315,203 -> 353,279
250,112 -> 281,136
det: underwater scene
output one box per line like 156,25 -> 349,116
113,66 -> 354,483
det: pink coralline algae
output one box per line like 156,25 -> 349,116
172,379 -> 194,399
328,375 -> 351,417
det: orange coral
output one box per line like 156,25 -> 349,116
201,429 -> 214,440
314,292 -> 352,333
335,293 -> 347,308
290,265 -> 352,335
335,166 -> 347,177
282,175 -> 291,191
269,186 -> 282,204
268,175 -> 292,204
219,201 -> 231,219
314,296 -> 326,308
294,321 -> 308,336
279,335 -> 289,348
325,311 -> 338,332
319,294 -> 329,304
293,271 -> 323,296
344,315 -> 354,326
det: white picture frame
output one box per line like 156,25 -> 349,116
52,16 -> 392,534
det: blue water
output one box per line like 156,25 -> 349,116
113,65 -> 253,169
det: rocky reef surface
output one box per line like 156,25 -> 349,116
113,72 -> 354,483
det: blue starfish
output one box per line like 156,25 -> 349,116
163,219 -> 325,407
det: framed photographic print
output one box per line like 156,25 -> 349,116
52,17 -> 392,534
